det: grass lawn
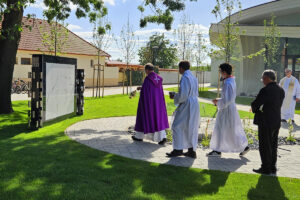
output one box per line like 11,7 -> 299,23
165,87 -> 215,93
0,95 -> 299,199
167,86 -> 300,115
197,90 -> 300,115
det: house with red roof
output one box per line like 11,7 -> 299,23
5,17 -> 121,87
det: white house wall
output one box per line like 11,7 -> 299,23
13,50 -> 119,87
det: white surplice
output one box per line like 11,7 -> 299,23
210,77 -> 248,153
135,130 -> 166,142
279,76 -> 300,120
172,70 -> 200,151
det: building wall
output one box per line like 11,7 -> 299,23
245,12 -> 300,26
159,71 -> 210,85
13,50 -> 119,87
210,38 -> 242,94
192,71 -> 211,84
240,36 -> 265,96
159,71 -> 181,84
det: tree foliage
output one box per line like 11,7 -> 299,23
210,0 -> 242,63
0,0 -> 108,40
193,33 -> 207,68
39,20 -> 69,56
92,16 -> 113,56
173,14 -> 195,61
138,34 -> 177,68
115,16 -> 138,65
137,0 -> 197,30
0,0 -> 109,113
263,15 -> 281,70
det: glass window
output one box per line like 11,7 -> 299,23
287,38 -> 300,56
90,60 -> 94,67
295,58 -> 300,72
21,58 -> 32,65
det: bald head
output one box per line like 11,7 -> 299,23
285,68 -> 292,78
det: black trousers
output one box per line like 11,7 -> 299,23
258,125 -> 279,171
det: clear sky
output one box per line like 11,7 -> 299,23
25,0 -> 273,64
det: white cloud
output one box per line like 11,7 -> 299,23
134,28 -> 173,36
67,24 -> 82,31
74,31 -> 93,41
103,0 -> 116,6
28,0 -> 77,10
29,0 -> 47,9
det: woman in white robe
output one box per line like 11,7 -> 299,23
166,61 -> 200,158
208,63 -> 249,157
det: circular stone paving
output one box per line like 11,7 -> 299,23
65,116 -> 300,179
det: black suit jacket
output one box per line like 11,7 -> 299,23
251,82 -> 285,129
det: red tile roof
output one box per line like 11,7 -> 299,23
0,17 -> 110,57
106,60 -> 144,68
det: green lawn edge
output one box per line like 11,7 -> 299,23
0,94 -> 299,200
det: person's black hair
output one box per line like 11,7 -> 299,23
179,61 -> 190,70
219,63 -> 233,75
145,63 -> 154,71
263,69 -> 276,81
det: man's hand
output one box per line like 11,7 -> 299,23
137,87 -> 142,91
169,92 -> 175,99
296,98 -> 300,102
212,99 -> 218,106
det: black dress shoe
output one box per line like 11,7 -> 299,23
292,120 -> 295,124
158,138 -> 167,145
166,150 -> 183,157
132,136 -> 143,142
281,119 -> 287,123
183,151 -> 197,158
239,146 -> 250,156
253,168 -> 271,175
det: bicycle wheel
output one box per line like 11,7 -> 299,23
15,86 -> 22,94
22,84 -> 29,94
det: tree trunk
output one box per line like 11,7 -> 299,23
0,3 -> 24,114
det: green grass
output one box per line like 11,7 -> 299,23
198,90 -> 300,115
0,95 -> 298,199
165,87 -> 253,118
165,87 -> 216,93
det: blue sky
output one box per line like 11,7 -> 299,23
25,0 -> 273,64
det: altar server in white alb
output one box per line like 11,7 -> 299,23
207,63 -> 249,157
166,61 -> 200,158
279,68 -> 300,123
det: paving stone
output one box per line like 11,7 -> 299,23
66,116 -> 300,179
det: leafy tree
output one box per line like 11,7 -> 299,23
193,33 -> 207,69
137,0 -> 190,30
0,0 -> 108,114
92,15 -> 113,98
115,16 -> 138,94
39,19 -> 69,56
173,14 -> 195,61
138,34 -> 177,68
263,15 -> 281,71
210,0 -> 242,63
139,0 -> 241,63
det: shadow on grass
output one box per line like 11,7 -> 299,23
0,132 -> 231,199
247,175 -> 288,200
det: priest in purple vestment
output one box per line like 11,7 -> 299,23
132,63 -> 169,145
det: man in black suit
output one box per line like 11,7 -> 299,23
251,70 -> 285,175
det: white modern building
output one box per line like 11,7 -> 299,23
210,0 -> 300,96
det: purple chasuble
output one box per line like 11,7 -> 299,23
134,72 -> 169,133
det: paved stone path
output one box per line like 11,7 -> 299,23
11,84 -> 179,101
66,116 -> 300,179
